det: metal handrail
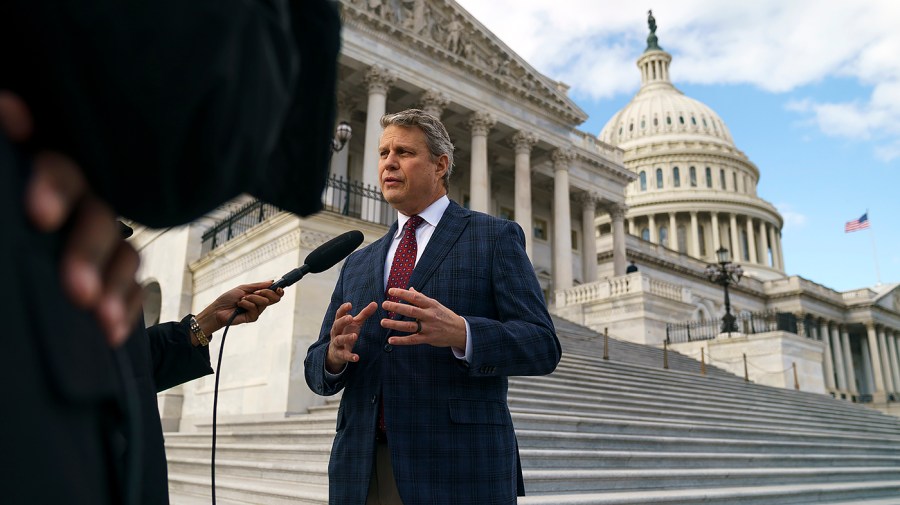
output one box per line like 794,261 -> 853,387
666,311 -> 817,344
200,199 -> 281,254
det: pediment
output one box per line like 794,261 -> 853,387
873,283 -> 900,313
340,0 -> 588,125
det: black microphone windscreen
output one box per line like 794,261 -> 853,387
304,230 -> 364,274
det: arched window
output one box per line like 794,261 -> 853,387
656,168 -> 664,189
677,225 -> 687,253
705,167 -> 712,188
673,167 -> 681,188
719,169 -> 726,189
639,171 -> 647,191
142,281 -> 162,327
679,115 -> 685,124
689,166 -> 697,187
659,226 -> 668,247
641,228 -> 650,241
733,172 -> 738,193
629,122 -> 634,131
653,117 -> 658,126
641,119 -> 646,129
666,116 -> 672,125
691,116 -> 697,125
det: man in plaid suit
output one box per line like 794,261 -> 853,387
306,109 -> 560,505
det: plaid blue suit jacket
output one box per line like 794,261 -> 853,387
305,201 -> 561,505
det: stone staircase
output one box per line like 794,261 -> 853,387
167,316 -> 900,504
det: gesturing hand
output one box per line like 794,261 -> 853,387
325,301 -> 378,374
381,287 -> 467,349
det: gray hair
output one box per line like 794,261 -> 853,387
380,109 -> 455,189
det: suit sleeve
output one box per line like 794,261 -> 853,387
464,221 -> 562,377
305,262 -> 353,396
147,316 -> 214,393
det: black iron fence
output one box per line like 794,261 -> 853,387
201,199 -> 281,254
666,311 -> 817,344
200,175 -> 393,254
321,175 -> 393,227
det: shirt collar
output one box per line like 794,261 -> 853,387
395,195 -> 450,237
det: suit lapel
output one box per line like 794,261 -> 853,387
408,201 -> 470,291
369,223 -> 397,317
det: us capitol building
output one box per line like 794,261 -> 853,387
133,0 -> 900,437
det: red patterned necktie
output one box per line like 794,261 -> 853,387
385,215 -> 425,317
379,215 -> 424,438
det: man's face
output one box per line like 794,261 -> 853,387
378,125 -> 448,216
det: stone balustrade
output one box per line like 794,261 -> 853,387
557,272 -> 690,307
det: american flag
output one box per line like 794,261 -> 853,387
844,212 -> 870,233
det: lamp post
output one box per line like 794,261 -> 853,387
331,121 -> 352,153
705,247 -> 743,334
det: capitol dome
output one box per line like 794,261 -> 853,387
598,62 -> 735,148
596,13 -> 786,281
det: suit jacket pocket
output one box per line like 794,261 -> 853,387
449,398 -> 511,426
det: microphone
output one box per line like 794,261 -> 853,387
268,229 -> 365,290
232,230 -> 363,315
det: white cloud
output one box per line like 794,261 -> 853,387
456,0 -> 900,161
774,203 -> 808,230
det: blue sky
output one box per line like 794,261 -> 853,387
457,0 -> 899,292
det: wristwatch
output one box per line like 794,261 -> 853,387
188,315 -> 210,346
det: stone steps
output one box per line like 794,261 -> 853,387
168,473 -> 327,505
518,448 -> 900,469
517,480 -> 900,505
524,467 -> 900,493
165,319 -> 900,504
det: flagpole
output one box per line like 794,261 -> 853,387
868,209 -> 882,286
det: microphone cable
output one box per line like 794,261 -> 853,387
210,309 -> 240,505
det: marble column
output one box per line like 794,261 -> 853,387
418,89 -> 449,119
830,324 -> 848,391
468,112 -> 495,213
768,226 -> 779,270
611,204 -> 627,277
362,66 -> 395,190
890,331 -> 900,393
759,222 -> 771,267
746,217 -> 758,264
878,327 -> 896,394
668,213 -> 678,250
866,324 -> 885,400
729,213 -> 740,258
711,212 -> 721,251
772,226 -> 784,272
819,320 -> 836,390
690,211 -> 700,259
842,327 -> 858,395
511,131 -> 537,259
579,193 -> 599,283
552,149 -> 575,293
887,331 -> 900,393
648,214 -> 657,244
